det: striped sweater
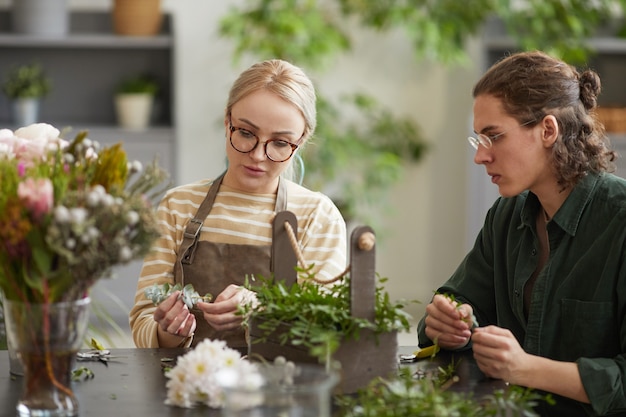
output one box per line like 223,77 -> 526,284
129,178 -> 347,347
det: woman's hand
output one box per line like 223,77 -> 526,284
471,325 -> 531,384
196,284 -> 257,332
423,294 -> 474,350
153,290 -> 196,338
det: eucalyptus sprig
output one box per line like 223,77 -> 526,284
144,283 -> 212,309
241,266 -> 416,363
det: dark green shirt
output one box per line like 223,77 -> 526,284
418,172 -> 626,416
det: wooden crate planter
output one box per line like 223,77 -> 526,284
248,219 -> 399,394
249,324 -> 397,394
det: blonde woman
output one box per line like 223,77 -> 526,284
130,60 -> 347,350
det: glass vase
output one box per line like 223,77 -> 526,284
218,362 -> 338,417
3,297 -> 91,417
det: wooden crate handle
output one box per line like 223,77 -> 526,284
350,225 -> 376,321
271,211 -> 298,285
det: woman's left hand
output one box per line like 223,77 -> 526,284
195,284 -> 257,332
471,325 -> 531,384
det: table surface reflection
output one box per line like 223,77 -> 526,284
0,347 -> 506,416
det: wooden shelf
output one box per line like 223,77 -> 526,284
0,11 -> 174,128
0,33 -> 172,49
0,10 -> 176,183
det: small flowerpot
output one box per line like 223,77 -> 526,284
115,93 -> 154,130
11,98 -> 40,127
112,0 -> 163,36
11,0 -> 69,37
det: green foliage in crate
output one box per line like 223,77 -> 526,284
242,266 -> 416,363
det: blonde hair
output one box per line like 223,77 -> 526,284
225,59 -> 317,142
225,59 -> 316,183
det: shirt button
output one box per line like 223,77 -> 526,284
531,249 -> 537,256
514,290 -> 520,297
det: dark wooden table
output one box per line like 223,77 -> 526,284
0,347 -> 506,417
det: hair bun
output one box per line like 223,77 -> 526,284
579,70 -> 601,110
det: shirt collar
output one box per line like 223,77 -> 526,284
520,172 -> 601,236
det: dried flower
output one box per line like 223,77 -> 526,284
0,123 -> 169,303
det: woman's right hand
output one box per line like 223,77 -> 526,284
423,294 -> 473,350
153,291 -> 196,338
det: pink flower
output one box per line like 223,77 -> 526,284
17,178 -> 54,221
5,123 -> 69,167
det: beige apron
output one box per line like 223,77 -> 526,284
173,173 -> 293,349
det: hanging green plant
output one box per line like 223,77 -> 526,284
218,0 -> 626,226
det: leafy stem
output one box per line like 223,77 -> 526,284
437,291 -> 479,331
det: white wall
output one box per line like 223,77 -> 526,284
1,1 -> 490,343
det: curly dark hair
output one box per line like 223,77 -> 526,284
472,50 -> 616,190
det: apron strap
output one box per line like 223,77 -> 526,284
177,174 -> 292,281
179,172 -> 225,269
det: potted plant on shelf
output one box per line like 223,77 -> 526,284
114,73 -> 159,130
1,63 -> 51,126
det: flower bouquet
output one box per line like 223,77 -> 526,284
0,123 -> 168,416
0,123 -> 168,303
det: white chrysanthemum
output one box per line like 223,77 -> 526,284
164,339 -> 261,409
